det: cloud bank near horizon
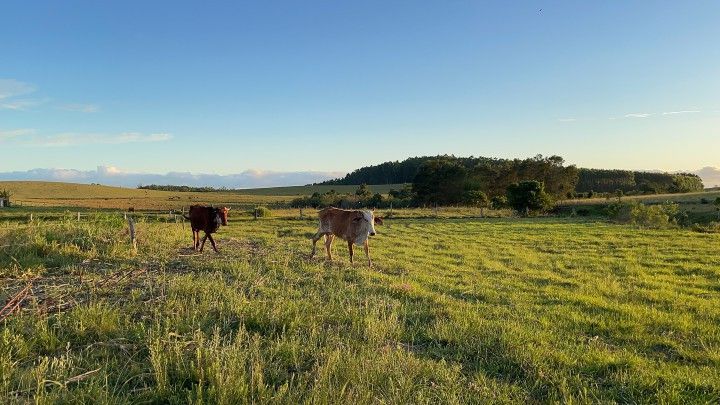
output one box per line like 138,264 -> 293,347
0,166 -> 345,189
695,167 -> 720,188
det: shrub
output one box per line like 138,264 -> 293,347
610,202 -> 680,228
252,206 -> 272,218
0,188 -> 11,206
506,181 -> 553,215
605,202 -> 632,222
491,196 -> 508,209
693,221 -> 720,233
462,190 -> 489,208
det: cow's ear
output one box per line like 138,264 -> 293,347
374,217 -> 383,225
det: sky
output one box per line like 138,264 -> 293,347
1,1 -> 719,187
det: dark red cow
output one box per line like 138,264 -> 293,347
183,205 -> 230,252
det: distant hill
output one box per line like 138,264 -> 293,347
320,155 -> 705,195
320,156 -> 497,185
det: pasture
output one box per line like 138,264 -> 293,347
0,181 -> 286,211
558,190 -> 720,224
2,209 -> 719,403
0,181 -> 406,211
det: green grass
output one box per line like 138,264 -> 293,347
1,211 -> 720,403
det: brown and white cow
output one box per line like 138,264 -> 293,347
183,205 -> 229,252
310,207 -> 383,267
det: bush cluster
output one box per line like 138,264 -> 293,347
607,202 -> 683,229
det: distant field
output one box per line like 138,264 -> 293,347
0,181 -> 292,210
559,190 -> 720,223
561,190 -> 720,206
231,183 -> 407,196
1,211 -> 719,402
0,181 -> 406,210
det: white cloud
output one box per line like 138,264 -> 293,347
0,79 -> 35,100
0,98 -> 49,110
0,79 -> 97,112
662,110 -> 701,115
624,113 -> 653,118
0,128 -> 35,140
610,110 -> 705,120
557,118 -> 577,122
0,166 -> 345,188
0,129 -> 172,146
33,132 -> 172,147
0,79 -> 46,110
58,103 -> 100,113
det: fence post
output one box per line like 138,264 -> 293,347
300,208 -> 304,219
127,217 -> 137,253
77,212 -> 81,222
29,213 -> 33,222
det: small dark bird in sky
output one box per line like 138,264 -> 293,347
539,8 -> 543,13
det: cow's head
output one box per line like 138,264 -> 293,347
217,207 -> 230,226
354,210 -> 380,236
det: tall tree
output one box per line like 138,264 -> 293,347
413,159 -> 468,205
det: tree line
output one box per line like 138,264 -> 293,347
576,169 -> 704,194
138,185 -> 231,192
321,155 -> 704,196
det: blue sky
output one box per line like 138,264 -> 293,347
1,1 -> 719,186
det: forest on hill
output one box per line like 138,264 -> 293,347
320,155 -> 704,197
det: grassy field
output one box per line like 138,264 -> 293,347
0,181 -> 405,211
558,190 -> 720,224
0,181 -> 289,211
2,209 -> 719,403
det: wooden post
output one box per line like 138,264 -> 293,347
254,208 -> 258,220
300,208 -> 304,219
124,212 -> 127,220
77,212 -> 81,221
29,213 -> 33,222
127,217 -> 137,252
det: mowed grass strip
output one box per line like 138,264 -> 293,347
1,216 -> 719,403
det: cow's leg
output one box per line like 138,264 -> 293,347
324,235 -> 334,261
364,240 -> 372,267
200,234 -> 208,252
348,240 -> 354,264
193,230 -> 199,250
207,233 -> 219,253
310,231 -> 323,258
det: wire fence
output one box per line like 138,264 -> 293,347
0,211 -> 176,250
1,210 -> 187,227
